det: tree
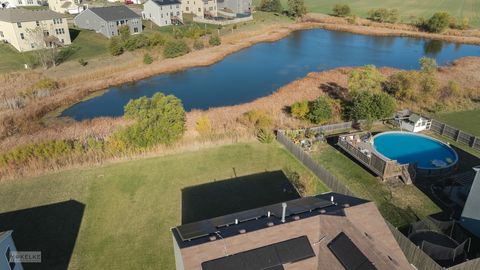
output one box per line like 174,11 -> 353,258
143,53 -> 153,64
425,12 -> 450,33
419,57 -> 439,95
332,4 -> 350,17
383,71 -> 419,100
287,0 -> 306,17
461,16 -> 470,30
118,93 -> 186,148
307,96 -> 333,124
367,8 -> 399,23
349,91 -> 395,120
163,40 -> 190,58
25,26 -> 61,69
109,37 -> 124,56
118,25 -> 131,41
420,57 -> 437,74
348,65 -> 385,93
259,0 -> 283,13
290,100 -> 309,119
208,35 -> 221,46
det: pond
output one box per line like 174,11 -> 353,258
61,29 -> 480,120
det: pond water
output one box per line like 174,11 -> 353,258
61,29 -> 480,120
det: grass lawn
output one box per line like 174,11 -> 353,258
434,109 -> 480,136
0,142 -> 328,270
0,44 -> 34,72
311,141 -> 441,227
67,29 -> 110,61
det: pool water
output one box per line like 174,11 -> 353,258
373,132 -> 458,169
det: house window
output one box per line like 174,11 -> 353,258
27,0 -> 33,4
20,33 -> 24,39
18,0 -> 22,4
0,31 -> 3,38
176,4 -> 179,8
17,22 -> 22,28
5,247 -> 15,270
198,8 -> 201,12
31,43 -> 35,48
186,7 -> 189,11
134,27 -> 138,33
170,12 -> 173,16
36,21 -> 40,26
177,11 -> 180,16
161,14 -> 163,18
55,28 -> 65,35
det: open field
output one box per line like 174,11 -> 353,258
434,109 -> 480,136
0,142 -> 328,270
301,0 -> 480,28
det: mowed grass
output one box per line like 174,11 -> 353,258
434,109 -> 480,136
0,44 -> 34,72
312,142 -> 441,227
0,142 -> 328,270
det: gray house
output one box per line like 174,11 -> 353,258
74,5 -> 142,38
0,231 -> 23,270
217,0 -> 252,15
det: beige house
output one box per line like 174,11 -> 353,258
181,0 -> 217,19
0,8 -> 71,52
47,0 -> 85,15
3,0 -> 44,8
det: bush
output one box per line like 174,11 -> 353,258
332,4 -> 350,17
287,0 -> 306,17
208,35 -> 221,46
118,93 -> 186,148
33,78 -> 59,91
348,65 -> 385,93
383,71 -> 418,100
367,8 -> 399,23
461,16 -> 470,30
349,91 -> 396,121
109,37 -> 124,56
307,96 -> 333,124
163,40 -> 190,58
424,12 -> 451,33
118,25 -> 131,41
259,0 -> 283,13
195,115 -> 211,135
257,128 -> 274,143
55,45 -> 79,64
78,58 -> 88,66
143,53 -> 153,64
149,33 -> 166,46
193,39 -> 205,50
290,100 -> 309,119
240,110 -> 273,131
123,34 -> 151,51
420,57 -> 437,74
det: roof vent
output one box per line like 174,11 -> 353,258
239,229 -> 246,234
209,236 -> 217,241
267,211 -> 271,218
319,209 -> 327,214
235,219 -> 238,225
267,222 -> 274,227
281,203 -> 287,223
330,196 -> 334,203
293,215 -> 300,221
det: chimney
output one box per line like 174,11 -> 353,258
281,203 -> 287,223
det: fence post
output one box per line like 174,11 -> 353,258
472,137 -> 478,148
440,123 -> 446,135
456,130 -> 461,142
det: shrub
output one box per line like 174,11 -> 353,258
123,34 -> 151,51
184,24 -> 207,39
445,80 -> 461,97
383,71 -> 419,100
109,37 -> 124,56
367,8 -> 399,23
208,35 -> 221,46
287,0 -> 306,17
195,115 -> 211,135
143,53 -> 153,64
461,16 -> 470,30
307,96 -> 333,124
55,45 -> 79,64
240,110 -> 273,131
420,57 -> 437,74
332,4 -> 350,17
349,91 -> 396,121
348,65 -> 385,93
259,0 -> 283,13
118,25 -> 131,41
149,33 -> 166,46
118,93 -> 186,148
257,128 -> 275,143
193,39 -> 205,50
290,100 -> 309,119
78,58 -> 88,66
424,12 -> 451,33
33,78 -> 59,91
163,40 -> 190,58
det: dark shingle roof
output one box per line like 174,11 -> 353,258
151,0 -> 181,6
0,8 -> 66,23
89,6 -> 140,22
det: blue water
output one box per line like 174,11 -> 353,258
373,132 -> 458,169
62,29 -> 480,120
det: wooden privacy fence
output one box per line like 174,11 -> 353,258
430,119 -> 480,152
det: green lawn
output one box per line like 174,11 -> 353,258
253,0 -> 480,28
434,109 -> 480,136
312,142 -> 441,227
0,44 -> 34,72
0,142 -> 328,270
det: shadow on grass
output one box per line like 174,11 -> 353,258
181,170 -> 300,224
69,28 -> 81,42
0,200 -> 85,270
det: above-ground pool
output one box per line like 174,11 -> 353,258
373,132 -> 458,174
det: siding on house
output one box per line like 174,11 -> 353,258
74,6 -> 142,38
143,0 -> 182,27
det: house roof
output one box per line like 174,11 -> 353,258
328,232 -> 377,270
0,8 -> 66,23
408,113 -> 422,123
88,6 -> 140,22
151,0 -> 181,6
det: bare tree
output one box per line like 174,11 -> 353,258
25,24 -> 61,69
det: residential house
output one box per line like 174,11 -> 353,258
74,5 -> 142,38
216,0 -> 251,16
172,192 -> 412,270
0,231 -> 23,270
143,0 -> 182,27
181,0 -> 217,19
2,0 -> 44,8
0,8 -> 71,52
47,0 -> 85,15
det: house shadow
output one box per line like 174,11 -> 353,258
0,200 -> 85,270
181,171 -> 300,224
69,28 -> 81,42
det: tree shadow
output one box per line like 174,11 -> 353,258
319,82 -> 348,101
181,171 -> 300,224
0,200 -> 85,270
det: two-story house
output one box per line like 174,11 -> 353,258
181,0 -> 217,19
0,8 -> 71,52
2,0 -> 44,8
143,0 -> 182,27
47,0 -> 86,15
74,6 -> 142,38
